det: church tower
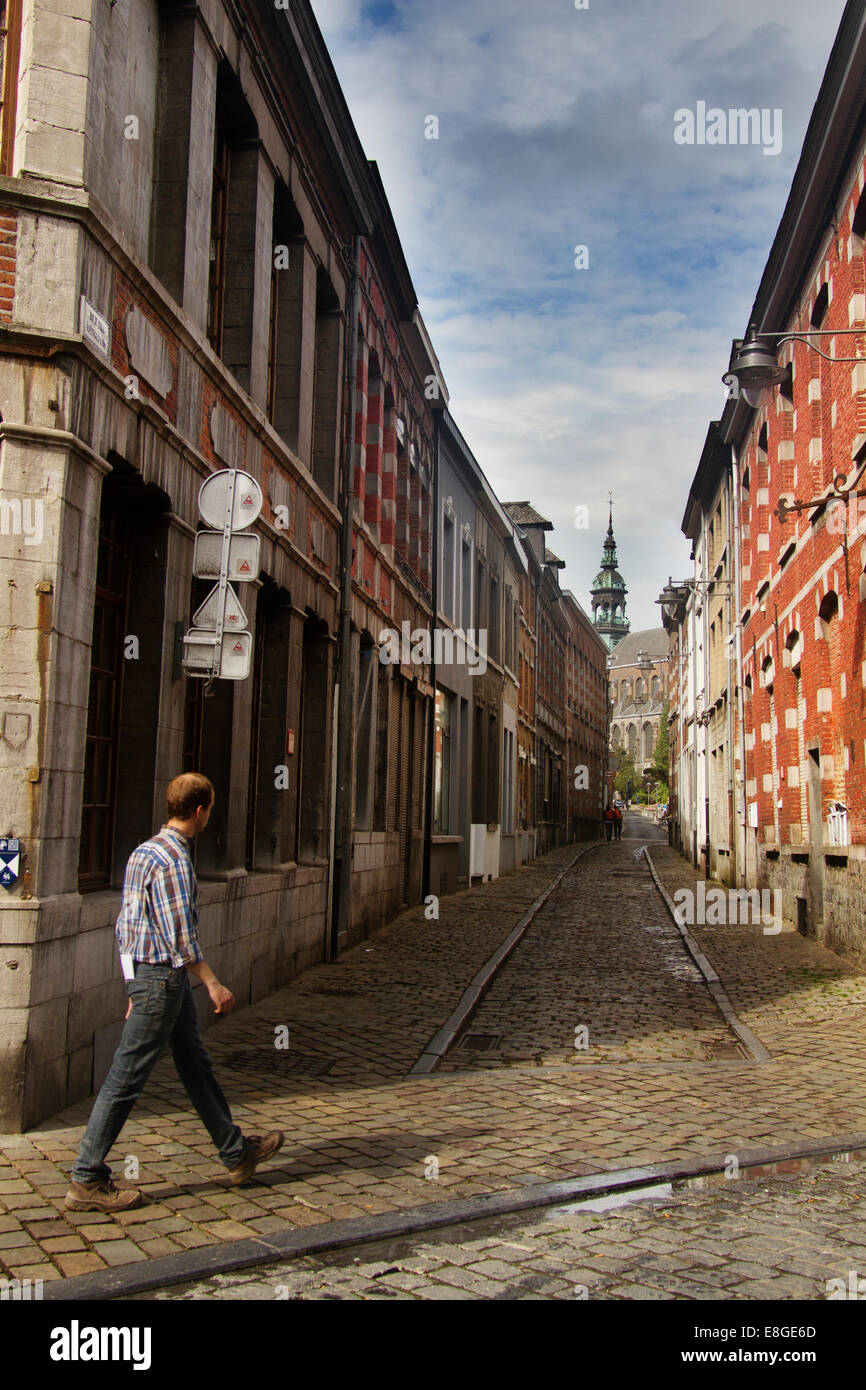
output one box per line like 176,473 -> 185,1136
591,499 -> 630,651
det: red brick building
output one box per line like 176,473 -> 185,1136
695,0 -> 866,958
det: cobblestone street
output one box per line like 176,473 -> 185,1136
141,1155 -> 866,1302
3,813 -> 866,1297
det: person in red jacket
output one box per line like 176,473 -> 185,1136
603,804 -> 615,841
612,804 -> 623,840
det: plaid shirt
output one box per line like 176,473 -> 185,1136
115,828 -> 204,967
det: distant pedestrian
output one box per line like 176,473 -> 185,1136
603,805 -> 615,841
65,772 -> 283,1213
613,804 -> 623,840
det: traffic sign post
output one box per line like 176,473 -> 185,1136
182,469 -> 262,684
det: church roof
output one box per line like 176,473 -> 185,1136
606,628 -> 670,666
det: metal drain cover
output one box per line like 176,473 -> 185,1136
705,1041 -> 746,1061
219,1049 -> 335,1075
458,1033 -> 503,1051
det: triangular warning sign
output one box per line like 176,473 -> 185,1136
239,559 -> 251,573
232,641 -> 244,653
241,494 -> 254,506
192,583 -> 248,632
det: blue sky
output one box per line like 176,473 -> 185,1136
312,0 -> 848,631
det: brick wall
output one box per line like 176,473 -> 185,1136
0,209 -> 16,321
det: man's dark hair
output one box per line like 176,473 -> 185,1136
166,772 -> 215,820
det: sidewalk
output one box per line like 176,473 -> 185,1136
2,835 -> 866,1290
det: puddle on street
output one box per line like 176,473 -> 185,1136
546,1181 -> 674,1216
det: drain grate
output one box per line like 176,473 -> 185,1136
218,1049 -> 335,1075
705,1041 -> 746,1061
458,1033 -> 503,1051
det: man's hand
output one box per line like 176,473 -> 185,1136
125,998 -> 133,1020
208,981 -> 235,1016
186,958 -> 234,1015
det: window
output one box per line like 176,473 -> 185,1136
207,124 -> 229,353
80,465 -> 170,889
311,270 -> 342,500
246,583 -> 292,870
79,489 -> 132,888
433,690 -> 453,834
810,283 -> 829,330
488,573 -> 499,662
0,0 -> 21,175
206,64 -> 259,376
442,510 -> 455,618
461,535 -> 472,628
502,727 -> 515,834
354,637 -> 378,829
297,616 -> 331,860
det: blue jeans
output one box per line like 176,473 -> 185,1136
71,962 -> 244,1183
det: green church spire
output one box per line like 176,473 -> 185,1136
590,496 -> 630,651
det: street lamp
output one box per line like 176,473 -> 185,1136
656,577 -> 733,619
724,321 -> 866,407
723,325 -> 866,525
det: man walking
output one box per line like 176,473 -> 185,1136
66,772 -> 283,1213
613,804 -> 623,840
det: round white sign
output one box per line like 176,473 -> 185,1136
198,470 -> 263,531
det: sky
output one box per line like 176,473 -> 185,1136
311,0 -> 849,632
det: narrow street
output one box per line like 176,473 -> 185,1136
4,816 -> 866,1302
438,815 -> 736,1070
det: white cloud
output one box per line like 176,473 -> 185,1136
311,0 -> 848,627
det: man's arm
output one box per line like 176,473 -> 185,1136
186,959 -> 235,1015
150,854 -> 235,1015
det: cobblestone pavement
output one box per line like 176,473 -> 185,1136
138,1155 -> 866,1301
438,826 -> 735,1070
2,812 -> 866,1286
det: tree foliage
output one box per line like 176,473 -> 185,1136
651,701 -> 670,787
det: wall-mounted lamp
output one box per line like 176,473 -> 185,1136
724,320 -> 865,407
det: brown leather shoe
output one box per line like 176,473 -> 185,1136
64,1177 -> 142,1212
227,1131 -> 284,1186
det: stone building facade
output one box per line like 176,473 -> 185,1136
0,0 -> 441,1128
0,0 -> 611,1129
607,629 -> 671,780
562,590 -> 609,838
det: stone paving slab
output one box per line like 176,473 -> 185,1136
2,817 -> 866,1286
